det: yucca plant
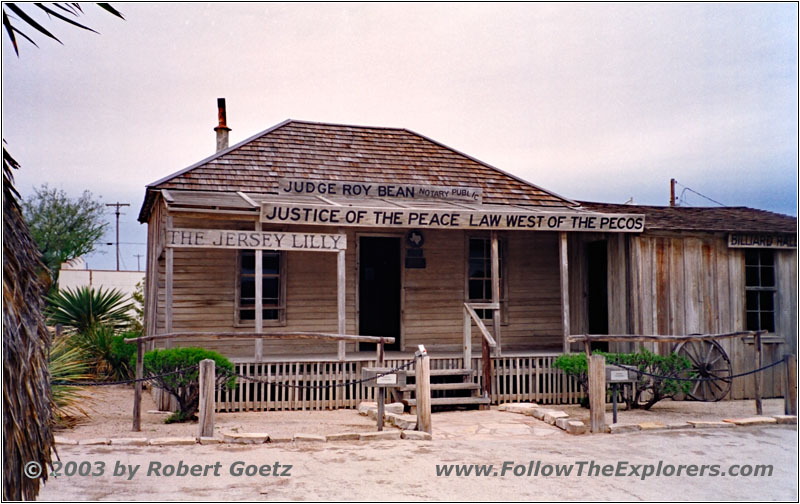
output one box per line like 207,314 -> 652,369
46,285 -> 133,334
49,335 -> 92,427
73,325 -> 137,380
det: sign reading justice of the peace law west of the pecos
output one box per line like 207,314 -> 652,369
728,233 -> 797,249
166,228 -> 347,251
260,202 -> 645,232
278,178 -> 483,203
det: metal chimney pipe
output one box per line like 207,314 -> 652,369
214,98 -> 231,151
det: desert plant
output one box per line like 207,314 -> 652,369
49,335 -> 92,426
46,285 -> 133,334
135,347 -> 235,423
72,325 -> 137,380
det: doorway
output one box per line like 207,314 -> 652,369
358,236 -> 401,351
586,240 -> 609,352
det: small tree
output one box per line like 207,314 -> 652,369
137,348 -> 235,423
22,184 -> 108,285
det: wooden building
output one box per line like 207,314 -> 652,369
138,109 -> 796,411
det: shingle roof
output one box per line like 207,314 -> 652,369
580,201 -> 797,234
139,120 -> 575,222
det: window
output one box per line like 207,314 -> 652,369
467,237 -> 505,320
237,250 -> 285,324
745,249 -> 775,333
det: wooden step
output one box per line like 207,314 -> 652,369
406,396 -> 491,407
407,368 -> 474,377
400,382 -> 480,392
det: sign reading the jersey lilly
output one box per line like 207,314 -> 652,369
166,228 -> 347,251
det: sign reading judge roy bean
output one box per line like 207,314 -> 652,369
166,228 -> 346,251
260,203 -> 645,232
279,178 -> 483,203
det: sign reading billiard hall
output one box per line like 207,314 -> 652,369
166,228 -> 346,251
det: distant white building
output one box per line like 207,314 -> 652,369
59,257 -> 144,300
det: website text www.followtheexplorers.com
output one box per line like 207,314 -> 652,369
435,460 -> 773,480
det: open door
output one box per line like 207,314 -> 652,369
359,236 -> 401,351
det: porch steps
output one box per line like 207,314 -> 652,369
401,367 -> 488,411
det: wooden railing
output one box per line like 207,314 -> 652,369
463,302 -> 498,399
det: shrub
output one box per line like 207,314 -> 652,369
553,349 -> 694,410
46,286 -> 133,334
107,331 -> 139,380
49,335 -> 92,426
134,347 -> 235,423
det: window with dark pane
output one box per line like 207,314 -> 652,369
239,250 -> 283,322
744,249 -> 776,333
467,237 -> 504,320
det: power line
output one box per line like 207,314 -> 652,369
673,181 -> 726,207
105,202 -> 131,271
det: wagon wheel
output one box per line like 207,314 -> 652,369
673,340 -> 733,401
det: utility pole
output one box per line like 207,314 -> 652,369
669,178 -> 676,207
134,254 -> 144,271
106,202 -> 130,271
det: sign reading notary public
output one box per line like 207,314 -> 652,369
260,202 -> 645,232
279,177 -> 483,203
166,228 -> 346,251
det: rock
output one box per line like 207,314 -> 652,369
223,432 -> 269,444
358,402 -> 377,415
688,421 -> 734,429
555,417 -> 571,430
359,430 -> 402,441
499,402 -> 537,414
148,437 -> 196,446
566,420 -> 586,435
79,438 -> 110,445
110,438 -> 148,446
294,434 -> 326,442
543,411 -> 569,425
773,415 -> 798,425
367,409 -> 378,420
54,436 -> 78,445
723,417 -> 777,426
667,422 -> 693,430
386,413 -> 417,430
638,422 -> 667,431
531,408 -> 547,420
401,430 -> 432,440
608,423 -> 640,434
326,432 -> 361,441
385,402 -> 404,415
268,436 -> 294,443
198,437 -> 223,445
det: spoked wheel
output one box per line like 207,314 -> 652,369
673,340 -> 733,401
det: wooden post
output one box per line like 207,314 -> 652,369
337,244 -> 346,361
165,215 -> 174,348
481,333 -> 492,402
377,338 -> 385,431
588,354 -> 606,433
198,359 -> 216,438
416,352 -> 432,434
559,232 -> 570,353
754,332 -> 762,415
785,354 -> 797,416
463,306 -> 472,370
490,232 -> 501,356
132,338 -> 143,431
254,221 -> 263,362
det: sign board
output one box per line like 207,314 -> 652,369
261,202 -> 645,232
728,233 -> 796,249
361,367 -> 408,388
606,365 -> 635,383
166,228 -> 346,252
278,178 -> 483,203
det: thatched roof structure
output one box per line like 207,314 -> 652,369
3,147 -> 54,500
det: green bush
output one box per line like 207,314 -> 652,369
108,331 -> 139,380
134,347 -> 236,423
553,349 -> 694,410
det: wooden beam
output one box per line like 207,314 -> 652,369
559,231 -> 570,353
464,304 -> 497,348
132,338 -> 143,432
337,241 -> 346,361
415,352 -> 432,434
198,359 -> 215,437
491,231 -> 501,356
785,354 -> 797,416
463,307 -> 472,370
254,221 -> 263,362
568,331 -> 761,344
589,354 -> 606,433
165,215 -> 174,349
125,331 -> 395,344
754,331 -> 762,415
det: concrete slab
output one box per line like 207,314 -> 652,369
198,437 -> 223,445
267,436 -> 294,444
79,438 -> 110,445
723,416 -> 778,426
223,432 -> 269,444
359,430 -> 402,441
110,438 -> 148,446
688,421 -> 735,429
638,422 -> 667,431
148,437 -> 196,446
773,415 -> 797,425
326,432 -> 361,442
667,422 -> 693,430
401,430 -> 432,440
294,434 -> 326,442
608,423 -> 640,434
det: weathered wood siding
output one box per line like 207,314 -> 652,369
148,213 -> 565,358
569,231 -> 796,399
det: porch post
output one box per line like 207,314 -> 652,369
254,221 -> 263,361
559,231 -> 570,353
491,231 -> 501,356
337,228 -> 346,361
165,215 -> 174,349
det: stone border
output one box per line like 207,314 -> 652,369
497,402 -> 797,435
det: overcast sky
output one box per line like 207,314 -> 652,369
2,2 -> 797,271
